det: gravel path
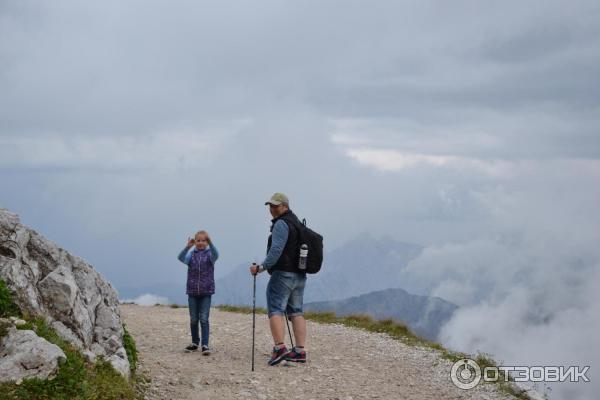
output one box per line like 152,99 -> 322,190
121,304 -> 513,400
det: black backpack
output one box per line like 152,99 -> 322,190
294,218 -> 324,274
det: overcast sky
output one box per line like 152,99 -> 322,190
1,1 -> 599,398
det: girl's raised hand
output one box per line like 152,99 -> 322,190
187,237 -> 195,247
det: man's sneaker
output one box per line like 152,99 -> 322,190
268,345 -> 290,366
284,347 -> 307,363
201,345 -> 211,355
185,343 -> 199,352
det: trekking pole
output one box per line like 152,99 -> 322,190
285,312 -> 295,349
251,263 -> 257,372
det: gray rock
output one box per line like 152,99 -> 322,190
91,343 -> 107,357
38,265 -> 79,314
51,320 -> 84,349
0,319 -> 11,333
0,328 -> 66,382
96,303 -> 120,329
83,349 -> 97,363
0,208 -> 130,376
108,347 -> 131,379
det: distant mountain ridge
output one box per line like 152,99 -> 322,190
304,287 -> 458,340
213,234 -> 424,307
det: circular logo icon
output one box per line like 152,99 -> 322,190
450,358 -> 481,390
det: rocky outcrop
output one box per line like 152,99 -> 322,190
0,327 -> 67,382
0,208 -> 130,377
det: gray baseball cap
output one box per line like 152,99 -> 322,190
265,192 -> 289,206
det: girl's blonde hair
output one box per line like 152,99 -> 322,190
195,230 -> 208,239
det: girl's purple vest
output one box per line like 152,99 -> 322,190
186,248 -> 215,295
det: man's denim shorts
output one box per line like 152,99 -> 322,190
266,270 -> 307,318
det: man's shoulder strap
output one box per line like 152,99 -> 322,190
279,212 -> 303,230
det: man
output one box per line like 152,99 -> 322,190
249,192 -> 308,365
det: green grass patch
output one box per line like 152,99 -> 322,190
0,317 -> 142,400
0,278 -> 20,318
438,347 -> 468,362
216,304 -> 266,314
0,277 -> 21,339
0,319 -> 11,338
217,305 -> 435,348
123,326 -> 137,374
473,353 -> 533,400
15,320 -> 35,331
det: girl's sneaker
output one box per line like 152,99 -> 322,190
268,345 -> 290,366
201,345 -> 211,355
185,343 -> 199,352
284,347 -> 307,363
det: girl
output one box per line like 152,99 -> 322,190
177,230 -> 218,354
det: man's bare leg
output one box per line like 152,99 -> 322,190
269,315 -> 285,345
290,315 -> 306,348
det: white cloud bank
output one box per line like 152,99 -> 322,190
344,147 -> 515,177
396,169 -> 600,400
121,293 -> 170,306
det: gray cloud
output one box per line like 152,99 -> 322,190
1,2 -> 599,398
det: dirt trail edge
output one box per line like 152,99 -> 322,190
121,304 -> 512,400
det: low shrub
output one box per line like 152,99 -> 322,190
0,278 -> 20,318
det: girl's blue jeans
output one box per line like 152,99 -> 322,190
188,294 -> 211,346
